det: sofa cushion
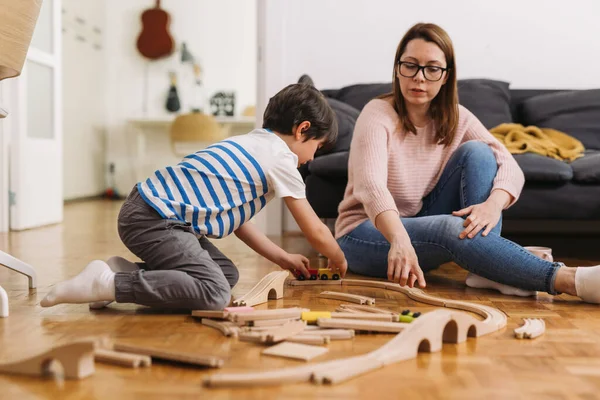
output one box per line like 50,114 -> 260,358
317,98 -> 359,157
457,79 -> 513,129
331,83 -> 392,111
309,151 -> 349,178
512,153 -> 573,183
521,89 -> 600,150
305,174 -> 348,219
504,181 -> 600,220
570,150 -> 600,183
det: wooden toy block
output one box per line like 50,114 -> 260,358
238,332 -> 265,343
191,310 -> 229,319
319,291 -> 375,305
95,348 -> 152,368
238,320 -> 306,344
0,341 -> 95,379
262,342 -> 329,361
288,279 -> 342,286
231,307 -> 304,323
251,318 -> 297,327
331,312 -> 393,322
301,311 -> 331,324
338,304 -> 396,315
0,285 -> 7,318
286,335 -> 330,345
113,343 -> 224,368
335,306 -> 359,313
240,326 -> 276,333
264,321 -> 307,344
225,306 -> 254,313
301,329 -> 355,340
232,271 -> 289,307
317,318 -> 407,333
514,318 -> 545,339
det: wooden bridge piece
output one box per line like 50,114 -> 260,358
232,271 -> 289,307
0,341 -> 95,379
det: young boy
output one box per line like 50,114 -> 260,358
41,83 -> 348,310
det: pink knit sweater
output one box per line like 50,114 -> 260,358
335,98 -> 525,238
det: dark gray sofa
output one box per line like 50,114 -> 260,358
301,79 -> 600,257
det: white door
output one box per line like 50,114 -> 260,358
9,0 -> 63,230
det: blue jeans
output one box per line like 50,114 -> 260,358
338,141 -> 561,294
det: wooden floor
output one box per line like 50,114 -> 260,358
1,199 -> 600,399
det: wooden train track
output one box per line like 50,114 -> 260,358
204,278 -> 508,387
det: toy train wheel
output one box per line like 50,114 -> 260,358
310,275 -> 317,280
320,275 -> 328,280
297,274 -> 305,281
332,274 -> 340,280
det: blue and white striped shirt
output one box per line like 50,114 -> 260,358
138,129 -> 306,238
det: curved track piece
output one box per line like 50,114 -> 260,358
514,318 -> 545,339
0,341 -> 95,379
233,271 -> 289,307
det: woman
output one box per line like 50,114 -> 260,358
335,22 -> 600,303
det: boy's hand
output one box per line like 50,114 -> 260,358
280,253 -> 311,278
327,257 -> 348,278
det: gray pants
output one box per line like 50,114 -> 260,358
115,187 -> 239,310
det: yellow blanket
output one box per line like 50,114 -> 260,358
490,123 -> 585,162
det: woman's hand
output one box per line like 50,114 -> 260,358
279,253 -> 311,278
387,240 -> 426,288
452,199 -> 503,238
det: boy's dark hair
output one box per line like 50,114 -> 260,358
262,83 -> 338,147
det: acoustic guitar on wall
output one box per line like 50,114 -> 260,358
136,0 -> 174,60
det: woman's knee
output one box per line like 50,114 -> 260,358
458,141 -> 496,170
436,215 -> 465,239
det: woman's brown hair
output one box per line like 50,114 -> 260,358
381,23 -> 458,145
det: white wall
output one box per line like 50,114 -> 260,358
271,0 -> 600,91
260,0 -> 600,232
62,0 -> 108,200
105,0 -> 257,197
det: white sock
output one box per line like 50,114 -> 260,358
89,256 -> 139,309
41,260 -> 116,307
465,272 -> 536,297
575,265 -> 600,304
